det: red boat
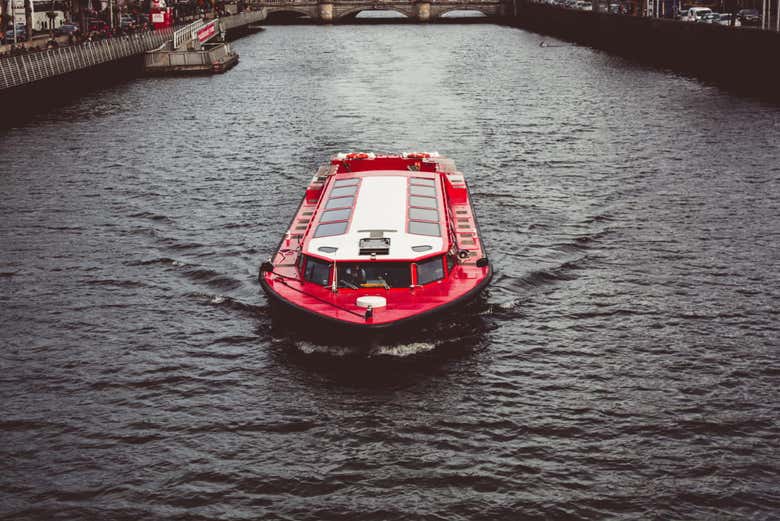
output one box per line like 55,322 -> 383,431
259,153 -> 491,332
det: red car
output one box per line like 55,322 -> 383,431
87,19 -> 109,33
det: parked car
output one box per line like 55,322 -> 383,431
683,7 -> 712,21
119,15 -> 135,29
4,23 -> 27,42
87,19 -> 109,33
55,23 -> 80,36
700,12 -> 720,23
737,8 -> 760,26
716,13 -> 740,26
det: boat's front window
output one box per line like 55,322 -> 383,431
417,256 -> 444,285
303,256 -> 331,286
337,262 -> 411,289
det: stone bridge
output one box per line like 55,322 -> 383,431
255,0 -> 508,22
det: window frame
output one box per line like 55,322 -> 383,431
415,255 -> 445,285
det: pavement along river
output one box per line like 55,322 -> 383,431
1,23 -> 779,520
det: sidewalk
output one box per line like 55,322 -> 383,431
0,34 -> 70,55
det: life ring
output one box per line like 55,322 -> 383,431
406,152 -> 430,159
346,152 -> 369,160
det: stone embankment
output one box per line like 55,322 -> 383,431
0,10 -> 265,92
509,2 -> 780,100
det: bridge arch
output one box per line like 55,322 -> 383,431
335,6 -> 415,20
430,5 -> 498,18
265,6 -> 318,20
436,7 -> 491,18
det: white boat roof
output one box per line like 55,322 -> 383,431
305,171 -> 447,261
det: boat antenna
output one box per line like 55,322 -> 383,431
331,259 -> 338,293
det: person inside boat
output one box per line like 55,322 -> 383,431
342,264 -> 366,288
338,262 -> 410,289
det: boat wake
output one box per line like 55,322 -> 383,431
294,340 -> 437,358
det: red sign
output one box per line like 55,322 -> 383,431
150,8 -> 172,29
197,22 -> 217,43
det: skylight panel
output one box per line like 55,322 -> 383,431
409,195 -> 437,209
330,185 -> 359,198
321,208 -> 352,222
409,221 -> 440,236
325,196 -> 355,209
314,221 -> 348,237
409,207 -> 438,221
410,185 -> 436,197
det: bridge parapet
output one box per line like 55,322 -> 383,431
257,0 -> 504,21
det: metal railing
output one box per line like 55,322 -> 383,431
173,19 -> 206,49
0,11 -> 266,91
0,27 -> 174,91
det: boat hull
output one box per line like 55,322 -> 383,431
260,265 -> 492,340
258,153 -> 492,342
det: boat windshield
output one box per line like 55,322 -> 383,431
337,262 -> 411,289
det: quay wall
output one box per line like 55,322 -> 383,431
0,11 -> 266,127
508,3 -> 780,100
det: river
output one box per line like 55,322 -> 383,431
1,23 -> 779,520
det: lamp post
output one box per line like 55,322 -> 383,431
12,0 -> 17,44
46,0 -> 55,32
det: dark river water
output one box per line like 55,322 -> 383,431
2,23 -> 779,520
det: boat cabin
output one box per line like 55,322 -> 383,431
294,154 -> 460,290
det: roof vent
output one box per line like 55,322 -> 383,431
359,237 -> 390,255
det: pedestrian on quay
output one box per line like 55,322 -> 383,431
46,32 -> 58,49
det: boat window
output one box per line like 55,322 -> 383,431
334,178 -> 360,187
409,207 -> 438,221
304,256 -> 330,286
321,208 -> 351,222
410,177 -> 436,187
410,195 -> 437,209
337,262 -> 411,289
412,245 -> 433,252
314,221 -> 348,237
325,196 -> 354,209
409,221 -> 440,237
417,256 -> 444,285
410,185 -> 436,197
330,185 -> 359,198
